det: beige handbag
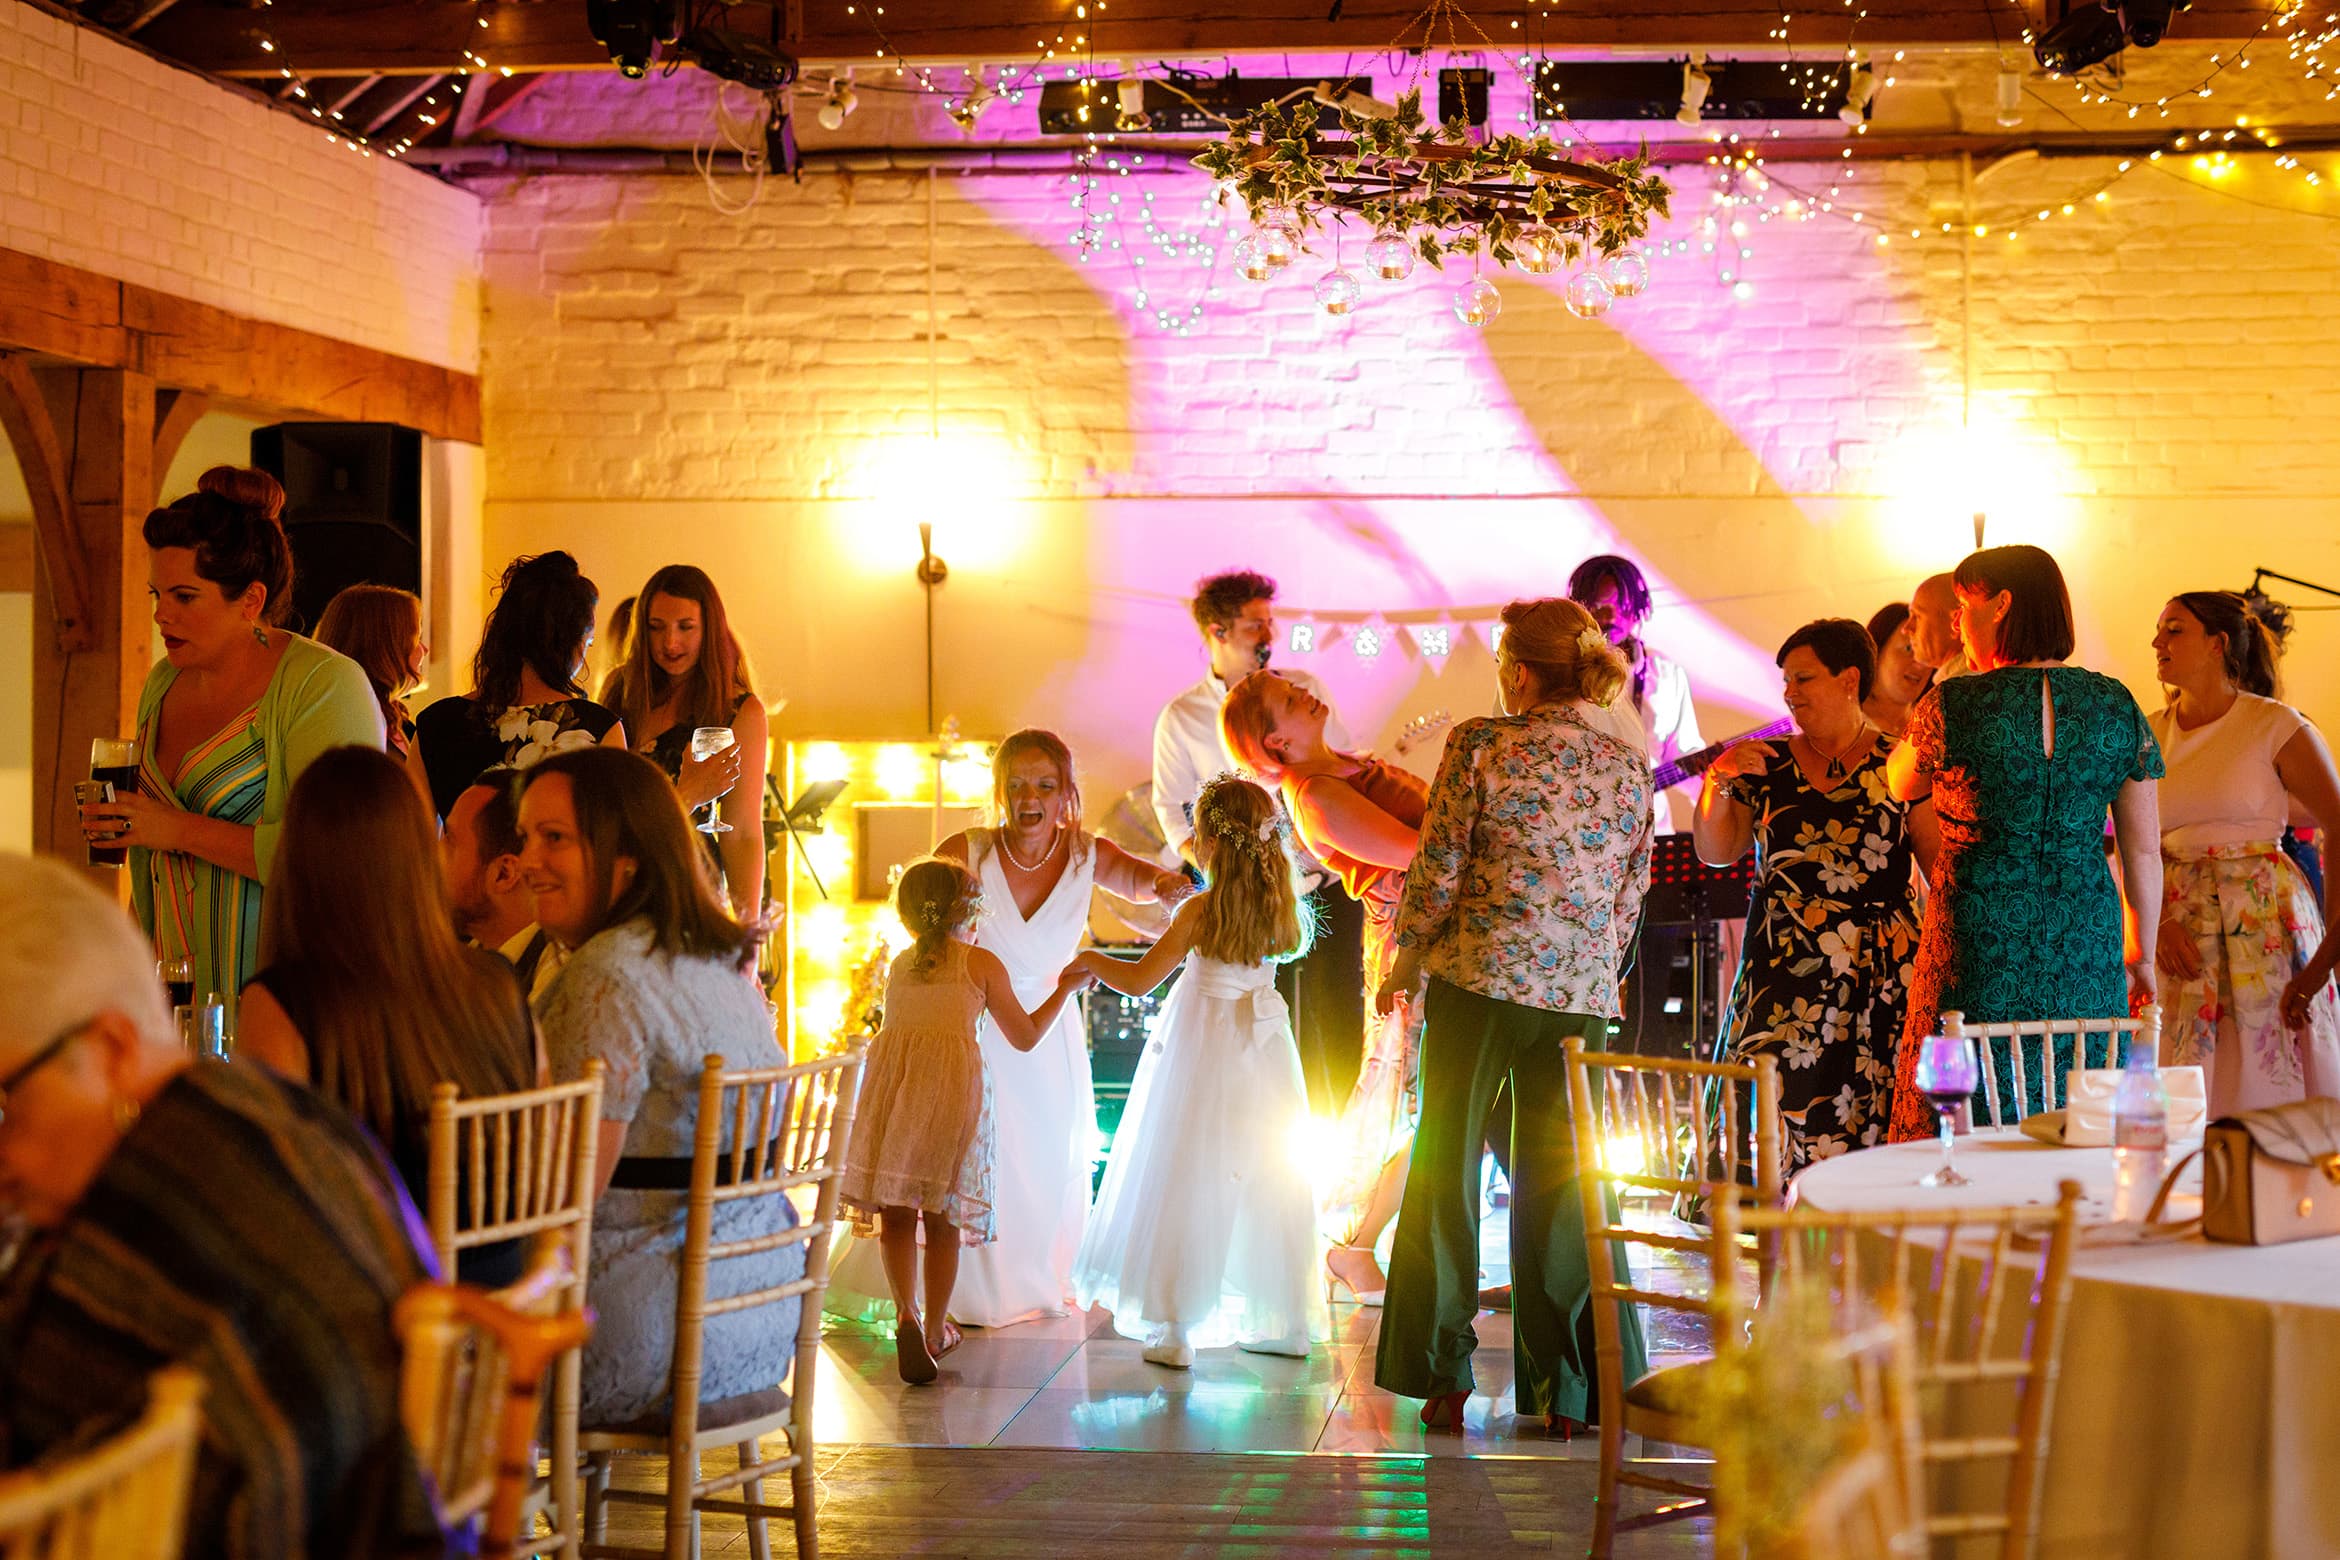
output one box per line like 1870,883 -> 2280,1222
2150,1097 -> 2340,1245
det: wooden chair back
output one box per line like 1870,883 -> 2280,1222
426,1062 -> 604,1553
397,1273 -> 595,1560
0,1367 -> 204,1560
1762,1311 -> 1928,1560
1937,1010 -> 2159,1128
1714,1181 -> 2085,1560
1564,1036 -> 1786,1325
580,1046 -> 864,1560
1562,1037 -> 1784,1555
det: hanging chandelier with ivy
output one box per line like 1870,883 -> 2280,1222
1191,86 -> 1674,326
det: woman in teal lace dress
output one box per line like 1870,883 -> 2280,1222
1885,546 -> 2165,1140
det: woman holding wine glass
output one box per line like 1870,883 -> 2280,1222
75,469 -> 383,1005
603,565 -> 768,920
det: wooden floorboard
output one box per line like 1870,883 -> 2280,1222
586,1445 -> 1713,1557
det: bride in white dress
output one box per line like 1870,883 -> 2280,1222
919,731 -> 1191,1328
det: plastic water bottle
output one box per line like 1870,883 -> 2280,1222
2110,1039 -> 2169,1222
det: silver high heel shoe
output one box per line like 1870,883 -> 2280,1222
1324,1243 -> 1386,1307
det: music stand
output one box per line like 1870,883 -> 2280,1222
766,778 -> 848,902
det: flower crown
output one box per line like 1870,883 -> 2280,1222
912,887 -> 980,931
1197,789 -> 1287,861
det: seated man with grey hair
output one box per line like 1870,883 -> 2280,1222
0,853 -> 444,1560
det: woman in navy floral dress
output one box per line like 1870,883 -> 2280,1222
1696,620 -> 1937,1169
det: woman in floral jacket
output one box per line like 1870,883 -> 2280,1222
1694,619 -> 1938,1169
1372,597 -> 1653,1437
416,551 -> 627,820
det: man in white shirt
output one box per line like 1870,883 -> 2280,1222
1150,571 -> 1351,866
1569,555 -> 1703,835
442,768 -> 564,1001
1149,569 -> 1359,1113
1909,573 -> 1974,682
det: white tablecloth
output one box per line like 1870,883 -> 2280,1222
1794,1135 -> 2340,1560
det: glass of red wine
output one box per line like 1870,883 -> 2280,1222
1914,1033 -> 1980,1187
159,956 -> 195,1015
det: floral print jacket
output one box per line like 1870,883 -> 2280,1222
1394,703 -> 1654,1017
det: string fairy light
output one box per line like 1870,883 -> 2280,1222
237,0 -> 515,160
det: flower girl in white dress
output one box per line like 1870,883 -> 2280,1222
1065,776 -> 1327,1369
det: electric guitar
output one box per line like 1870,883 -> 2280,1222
1651,717 -> 1795,791
1393,710 -> 1454,757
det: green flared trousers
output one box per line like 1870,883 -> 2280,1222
1372,978 -> 1646,1420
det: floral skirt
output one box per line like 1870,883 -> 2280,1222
2158,843 -> 2340,1116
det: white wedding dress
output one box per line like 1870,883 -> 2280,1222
1072,954 -> 1325,1350
946,832 -> 1099,1327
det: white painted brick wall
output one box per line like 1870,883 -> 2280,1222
0,3 -> 483,372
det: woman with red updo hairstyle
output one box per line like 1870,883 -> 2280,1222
76,467 -> 383,1005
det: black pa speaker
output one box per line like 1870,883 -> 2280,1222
250,422 -> 423,633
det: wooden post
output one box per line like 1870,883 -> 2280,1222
26,368 -> 154,878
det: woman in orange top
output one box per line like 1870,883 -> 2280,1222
1223,670 -> 1428,1306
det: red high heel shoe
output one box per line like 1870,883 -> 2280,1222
1418,1390 -> 1469,1433
1542,1414 -> 1582,1441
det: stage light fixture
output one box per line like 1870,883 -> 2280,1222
2118,0 -> 2188,48
817,73 -> 858,131
1116,78 -> 1153,131
2033,3 -> 2127,73
1312,80 -> 1400,120
585,0 -> 675,79
1676,58 -> 1713,126
950,76 -> 997,135
1837,64 -> 1877,125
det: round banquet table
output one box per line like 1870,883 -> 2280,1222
1793,1133 -> 2340,1560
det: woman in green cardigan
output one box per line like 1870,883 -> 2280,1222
77,468 -> 383,1005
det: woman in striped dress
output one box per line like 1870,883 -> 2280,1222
77,469 -> 382,1004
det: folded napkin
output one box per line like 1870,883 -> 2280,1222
2017,1066 -> 2208,1147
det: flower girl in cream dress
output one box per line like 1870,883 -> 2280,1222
839,857 -> 1091,1383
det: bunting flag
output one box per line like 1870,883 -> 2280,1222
1406,623 -> 1455,660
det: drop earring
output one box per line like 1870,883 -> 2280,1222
251,620 -> 268,646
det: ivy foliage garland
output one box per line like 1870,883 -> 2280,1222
1191,87 -> 1673,273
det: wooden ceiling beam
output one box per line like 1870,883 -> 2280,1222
362,72 -> 449,138
0,248 -> 481,444
136,0 -> 2281,77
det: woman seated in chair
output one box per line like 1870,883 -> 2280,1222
517,746 -> 798,1424
0,854 -> 443,1559
238,745 -> 539,1286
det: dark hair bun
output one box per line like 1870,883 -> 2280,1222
195,465 -> 286,522
503,551 -> 583,590
142,483 -> 296,624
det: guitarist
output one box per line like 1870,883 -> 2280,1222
1568,555 -> 1704,833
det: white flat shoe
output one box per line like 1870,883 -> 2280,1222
1142,1324 -> 1194,1370
1238,1332 -> 1310,1359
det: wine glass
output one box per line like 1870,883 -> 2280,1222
158,955 -> 195,1013
1913,1033 -> 1980,1188
690,727 -> 738,836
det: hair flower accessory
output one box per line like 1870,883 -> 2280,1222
1577,625 -> 1610,656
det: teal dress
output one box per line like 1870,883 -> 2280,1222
1889,668 -> 2164,1139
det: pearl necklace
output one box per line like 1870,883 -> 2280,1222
997,825 -> 1064,873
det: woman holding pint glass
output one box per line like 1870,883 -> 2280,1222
77,468 -> 382,1008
